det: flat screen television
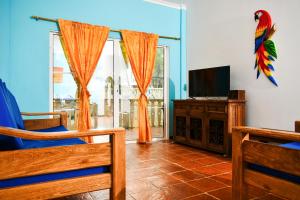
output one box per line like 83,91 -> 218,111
189,66 -> 230,97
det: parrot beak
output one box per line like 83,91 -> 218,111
255,14 -> 259,21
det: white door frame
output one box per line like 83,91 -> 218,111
49,31 -> 56,113
163,45 -> 170,140
112,40 -> 120,128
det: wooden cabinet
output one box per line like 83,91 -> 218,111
173,99 -> 245,155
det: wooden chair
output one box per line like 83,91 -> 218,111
0,112 -> 126,200
295,121 -> 300,133
232,125 -> 300,200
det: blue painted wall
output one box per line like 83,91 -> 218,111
1,0 -> 186,136
0,0 -> 11,84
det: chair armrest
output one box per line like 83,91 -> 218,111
0,126 -> 125,140
233,126 -> 300,142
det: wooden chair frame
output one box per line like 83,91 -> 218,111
232,126 -> 300,200
295,121 -> 300,133
0,112 -> 126,200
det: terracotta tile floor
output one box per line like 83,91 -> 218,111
57,141 -> 285,200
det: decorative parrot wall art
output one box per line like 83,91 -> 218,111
254,10 -> 278,86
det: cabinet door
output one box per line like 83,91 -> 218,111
188,114 -> 205,147
174,115 -> 188,142
206,115 -> 227,153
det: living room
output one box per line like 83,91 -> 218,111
0,0 -> 299,199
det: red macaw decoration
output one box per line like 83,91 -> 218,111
254,10 -> 278,86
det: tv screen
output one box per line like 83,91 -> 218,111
189,66 -> 230,97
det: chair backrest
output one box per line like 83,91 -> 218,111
2,83 -> 25,129
0,80 -> 23,150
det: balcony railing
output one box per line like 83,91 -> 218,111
53,87 -> 164,130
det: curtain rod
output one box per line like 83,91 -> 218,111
31,16 -> 181,41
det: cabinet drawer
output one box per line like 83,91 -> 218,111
190,110 -> 204,116
190,105 -> 205,115
175,108 -> 186,115
207,104 -> 227,113
174,104 -> 187,109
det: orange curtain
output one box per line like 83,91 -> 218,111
121,30 -> 159,143
58,19 -> 109,142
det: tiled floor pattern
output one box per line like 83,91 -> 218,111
125,127 -> 164,141
58,141 -> 285,200
90,116 -> 164,141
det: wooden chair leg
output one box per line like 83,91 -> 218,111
232,129 -> 249,200
110,130 -> 126,200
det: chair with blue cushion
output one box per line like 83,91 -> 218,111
0,80 -> 126,200
232,125 -> 300,200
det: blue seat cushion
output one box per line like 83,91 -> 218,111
248,142 -> 300,184
280,141 -> 300,150
22,125 -> 85,149
35,125 -> 69,132
22,138 -> 85,149
0,166 -> 109,189
0,80 -> 23,150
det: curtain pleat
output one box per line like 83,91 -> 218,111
58,19 -> 109,143
121,30 -> 159,143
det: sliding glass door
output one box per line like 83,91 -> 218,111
51,33 -> 168,141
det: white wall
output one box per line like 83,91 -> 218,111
185,0 -> 300,131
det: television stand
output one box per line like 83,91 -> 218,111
190,97 -> 228,100
173,98 -> 245,155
